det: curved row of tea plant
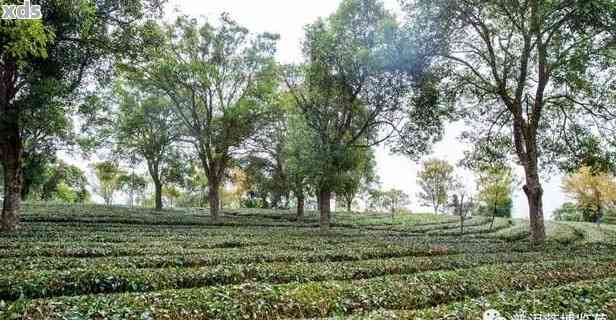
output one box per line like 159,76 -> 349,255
1,250 -> 597,300
339,276 -> 616,319
2,259 -> 614,319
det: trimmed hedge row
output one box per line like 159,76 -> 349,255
3,259 -> 615,320
0,235 -> 369,258
0,242 -> 461,273
478,220 -> 530,241
0,251 -> 581,300
425,218 -> 511,236
0,235 -> 607,274
342,277 -> 616,319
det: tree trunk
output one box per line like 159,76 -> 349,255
511,101 -> 546,244
208,177 -> 220,221
296,193 -> 304,221
153,179 -> 163,211
20,177 -> 31,201
346,198 -> 352,213
523,170 -> 546,245
146,160 -> 163,211
319,189 -> 331,231
0,127 -> 22,232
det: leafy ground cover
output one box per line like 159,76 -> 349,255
0,204 -> 615,319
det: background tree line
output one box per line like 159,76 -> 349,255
1,0 -> 614,246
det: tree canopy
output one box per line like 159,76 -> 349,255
121,14 -> 279,220
407,0 -> 616,243
0,0 -> 164,230
417,158 -> 455,214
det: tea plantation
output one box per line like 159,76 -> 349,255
0,204 -> 615,319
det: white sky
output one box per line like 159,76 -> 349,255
64,0 -> 567,219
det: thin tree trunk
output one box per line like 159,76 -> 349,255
208,177 -> 220,221
319,189 -> 331,232
346,198 -> 352,213
1,127 -> 22,231
296,193 -> 304,221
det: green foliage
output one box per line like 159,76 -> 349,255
112,80 -> 181,207
162,185 -> 182,207
177,162 -> 209,208
336,148 -> 379,211
240,92 -> 297,209
367,188 -> 410,214
117,173 -> 148,207
54,182 -> 78,204
344,277 -> 616,319
417,158 -> 454,214
0,204 -> 613,319
476,166 -> 515,218
120,14 -> 279,217
92,161 -> 123,206
409,0 -> 616,244
553,202 -> 583,222
20,159 -> 89,203
3,257 -> 615,319
0,0 -> 164,230
562,166 -> 616,223
285,0 -> 439,217
0,17 -> 53,60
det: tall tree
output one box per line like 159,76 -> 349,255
92,161 -> 123,206
0,0 -> 163,231
113,81 -> 180,210
122,15 -> 278,220
382,188 -> 411,217
417,158 -> 455,214
562,166 -> 616,223
286,0 -> 442,230
449,177 -> 475,234
477,165 -> 515,229
408,0 -> 616,243
243,94 -> 295,209
117,173 -> 147,208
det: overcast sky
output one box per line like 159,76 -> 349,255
64,0 -> 567,219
